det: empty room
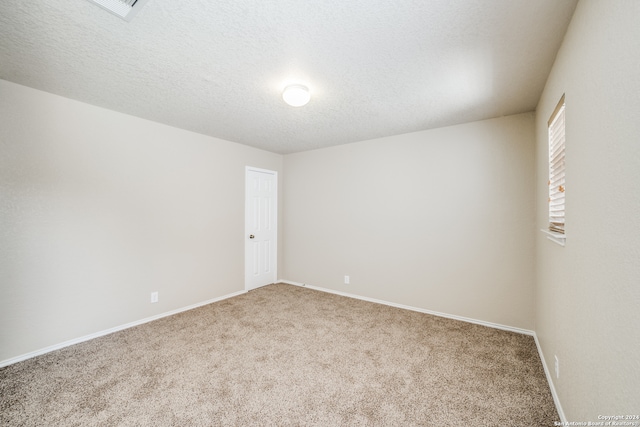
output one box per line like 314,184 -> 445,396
1,0 -> 638,425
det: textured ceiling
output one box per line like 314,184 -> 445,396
0,0 -> 577,154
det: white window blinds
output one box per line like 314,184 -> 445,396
548,95 -> 566,234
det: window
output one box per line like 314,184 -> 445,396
548,95 -> 566,236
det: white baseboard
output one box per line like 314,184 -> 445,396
279,280 -> 534,336
533,333 -> 567,423
0,290 -> 246,368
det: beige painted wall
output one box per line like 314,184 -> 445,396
535,0 -> 640,420
283,113 -> 536,330
0,79 -> 282,362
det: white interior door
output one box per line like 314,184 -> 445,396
245,167 -> 277,291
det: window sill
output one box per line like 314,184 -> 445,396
540,229 -> 566,246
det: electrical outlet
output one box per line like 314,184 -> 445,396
554,355 -> 559,379
344,275 -> 350,284
151,292 -> 159,303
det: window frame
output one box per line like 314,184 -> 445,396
544,94 -> 566,246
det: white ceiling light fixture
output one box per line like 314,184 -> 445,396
86,0 -> 151,21
282,84 -> 310,107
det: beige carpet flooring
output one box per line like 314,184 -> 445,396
1,283 -> 559,426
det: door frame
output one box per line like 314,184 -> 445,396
244,166 -> 278,291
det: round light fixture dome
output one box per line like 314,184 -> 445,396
282,84 -> 310,107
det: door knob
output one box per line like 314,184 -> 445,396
249,235 -> 255,239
